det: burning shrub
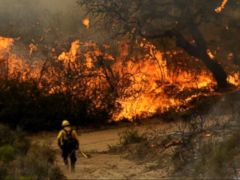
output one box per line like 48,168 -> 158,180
0,37 -> 116,130
0,78 -> 113,130
0,34 -> 239,129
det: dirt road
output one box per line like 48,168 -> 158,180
30,120 -> 172,179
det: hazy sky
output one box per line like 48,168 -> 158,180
0,0 -> 87,43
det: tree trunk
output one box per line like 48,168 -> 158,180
198,52 -> 228,88
141,28 -> 229,88
173,29 -> 228,88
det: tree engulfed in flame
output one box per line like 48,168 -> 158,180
0,36 -> 239,122
111,42 -> 216,121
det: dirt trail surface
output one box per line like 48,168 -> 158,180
29,120 -> 173,179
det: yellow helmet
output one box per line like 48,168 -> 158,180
62,120 -> 70,127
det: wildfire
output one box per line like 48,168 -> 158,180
82,18 -> 90,28
227,72 -> 240,86
0,36 -> 14,59
207,49 -> 215,60
111,42 -> 216,121
215,0 -> 228,13
58,40 -> 80,63
0,36 -> 239,122
0,37 -> 46,81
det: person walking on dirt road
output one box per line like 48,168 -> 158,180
57,120 -> 79,172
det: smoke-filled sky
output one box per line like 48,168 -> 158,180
0,0 -> 81,23
0,0 -> 103,46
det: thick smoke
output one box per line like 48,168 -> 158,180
0,0 -> 107,48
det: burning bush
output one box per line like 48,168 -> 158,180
0,34 -> 239,130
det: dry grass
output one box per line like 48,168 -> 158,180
107,91 -> 240,179
0,125 -> 65,180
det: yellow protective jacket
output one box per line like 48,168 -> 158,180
57,127 -> 79,148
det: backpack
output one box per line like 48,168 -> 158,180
62,129 -> 77,150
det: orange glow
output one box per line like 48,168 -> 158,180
111,41 -> 216,121
1,36 -> 239,122
0,37 -> 46,81
82,18 -> 90,28
0,36 -> 14,60
227,72 -> 240,86
215,0 -> 228,13
207,49 -> 215,60
58,40 -> 80,63
0,37 -> 13,51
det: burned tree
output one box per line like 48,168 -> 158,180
78,0 -> 240,88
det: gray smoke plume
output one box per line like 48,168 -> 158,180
0,0 -> 107,47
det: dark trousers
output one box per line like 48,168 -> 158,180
61,148 -> 77,168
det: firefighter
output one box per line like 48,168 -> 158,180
57,120 -> 79,172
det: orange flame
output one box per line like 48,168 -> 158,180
215,0 -> 228,13
58,40 -> 80,63
82,18 -> 90,28
0,37 -> 45,81
1,36 -> 239,122
207,49 -> 215,60
0,36 -> 14,60
111,42 -> 216,121
227,72 -> 240,86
